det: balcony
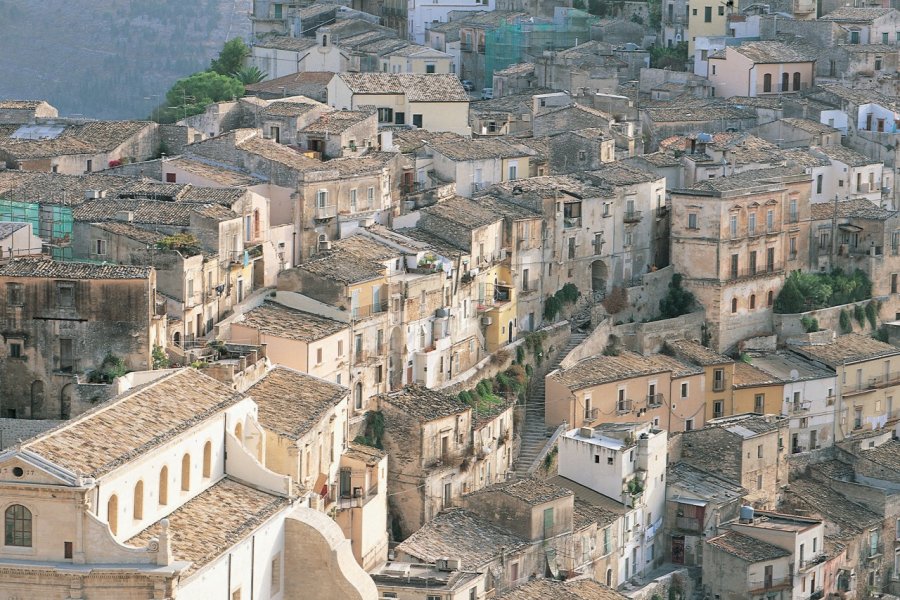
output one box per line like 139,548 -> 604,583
564,216 -> 582,229
315,204 -> 337,220
350,301 -> 389,321
725,263 -> 783,282
749,576 -> 793,594
789,400 -> 811,415
646,393 -> 663,408
843,370 -> 900,396
616,399 -> 633,415
584,407 -> 600,422
807,591 -> 824,600
799,555 -> 825,572
623,210 -> 642,224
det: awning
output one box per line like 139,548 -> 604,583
838,224 -> 863,232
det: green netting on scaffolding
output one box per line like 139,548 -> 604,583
0,198 -> 74,260
483,10 -> 598,87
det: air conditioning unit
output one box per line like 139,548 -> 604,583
318,240 -> 332,251
481,316 -> 493,325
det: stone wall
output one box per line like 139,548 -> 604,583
102,158 -> 163,180
614,311 -> 706,354
0,418 -> 63,449
621,567 -> 697,600
774,296 -> 887,342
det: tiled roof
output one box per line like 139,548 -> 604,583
240,301 -> 347,342
465,477 -> 572,506
247,367 -> 348,440
92,221 -> 167,245
263,98 -> 325,117
343,441 -> 386,465
706,530 -> 791,562
25,369 -> 244,478
427,134 -> 533,161
395,507 -> 528,570
781,477 -> 880,538
0,136 -> 95,158
644,104 -> 755,123
813,144 -> 879,167
859,439 -> 900,472
820,83 -> 897,110
390,129 -> 459,154
548,476 -> 626,526
379,385 -> 469,421
494,62 -> 535,76
589,162 -> 659,186
687,166 -> 806,193
337,73 -> 469,102
0,100 -> 47,109
809,198 -> 893,221
747,351 -> 835,383
0,257 -> 151,280
474,195 -> 542,221
707,131 -> 781,164
841,43 -> 897,53
665,339 -> 733,366
421,195 -> 503,230
732,361 -> 782,388
254,36 -> 317,51
552,351 -> 701,391
126,478 -> 289,576
61,120 -> 153,152
632,151 -> 681,167
73,199 -> 236,226
706,413 -> 785,436
244,71 -> 333,96
715,40 -> 814,63
0,222 -> 26,238
235,133 -> 323,172
820,6 -> 894,21
0,171 -> 136,204
489,174 -> 614,200
298,234 -> 395,284
667,462 -> 746,502
780,148 -> 830,169
496,578 -> 628,600
164,158 -> 261,187
301,110 -> 374,134
791,333 -> 900,367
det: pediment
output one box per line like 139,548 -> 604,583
0,449 -> 80,486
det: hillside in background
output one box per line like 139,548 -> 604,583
0,0 -> 251,120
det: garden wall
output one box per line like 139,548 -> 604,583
773,295 -> 888,342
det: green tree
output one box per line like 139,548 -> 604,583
233,65 -> 268,85
659,273 -> 695,319
650,42 -> 688,71
774,276 -> 805,314
210,38 -> 250,76
159,71 -> 244,123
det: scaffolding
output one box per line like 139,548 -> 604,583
483,9 -> 598,85
0,198 -> 73,260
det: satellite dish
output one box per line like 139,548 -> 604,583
789,369 -> 799,381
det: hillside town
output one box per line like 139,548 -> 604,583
3,0 -> 900,598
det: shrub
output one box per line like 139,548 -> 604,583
774,276 -> 805,314
602,286 -> 628,314
515,345 -> 525,365
875,325 -> 890,343
774,269 -> 873,314
543,295 -> 562,322
88,353 -> 128,384
558,283 -> 580,304
866,301 -> 878,330
603,334 -> 621,356
658,273 -> 695,319
839,309 -> 852,333
854,304 -> 866,328
152,345 -> 169,369
800,315 -> 819,333
354,411 -> 385,449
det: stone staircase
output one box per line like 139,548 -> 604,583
514,331 -> 587,476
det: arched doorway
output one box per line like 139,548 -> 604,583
107,495 -> 119,536
60,383 -> 74,420
173,331 -> 181,347
30,381 -> 45,419
591,260 -> 608,300
507,320 -> 514,344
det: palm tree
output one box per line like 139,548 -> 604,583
232,66 -> 267,85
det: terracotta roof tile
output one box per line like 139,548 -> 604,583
240,301 -> 347,342
0,257 -> 151,280
706,530 -> 791,562
337,73 -> 469,102
247,367 -> 348,439
791,333 -> 900,367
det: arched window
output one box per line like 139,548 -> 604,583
322,34 -> 328,47
731,298 -> 738,313
750,294 -> 756,309
354,382 -> 363,410
793,72 -> 801,91
133,480 -> 144,520
4,505 -> 32,547
235,421 -> 243,441
606,568 -> 613,587
159,466 -> 168,506
781,72 -> 789,92
203,441 -> 212,478
107,495 -> 118,536
767,290 -> 774,306
763,73 -> 772,93
181,453 -> 191,492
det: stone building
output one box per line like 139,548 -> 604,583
678,414 -> 789,509
0,99 -> 58,124
670,167 -> 812,352
545,350 -> 708,433
0,367 -> 379,599
666,339 -> 736,422
378,385 -> 514,538
789,333 -> 900,441
0,258 -> 164,420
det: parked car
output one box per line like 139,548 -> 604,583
461,79 -> 474,91
481,87 -> 493,100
